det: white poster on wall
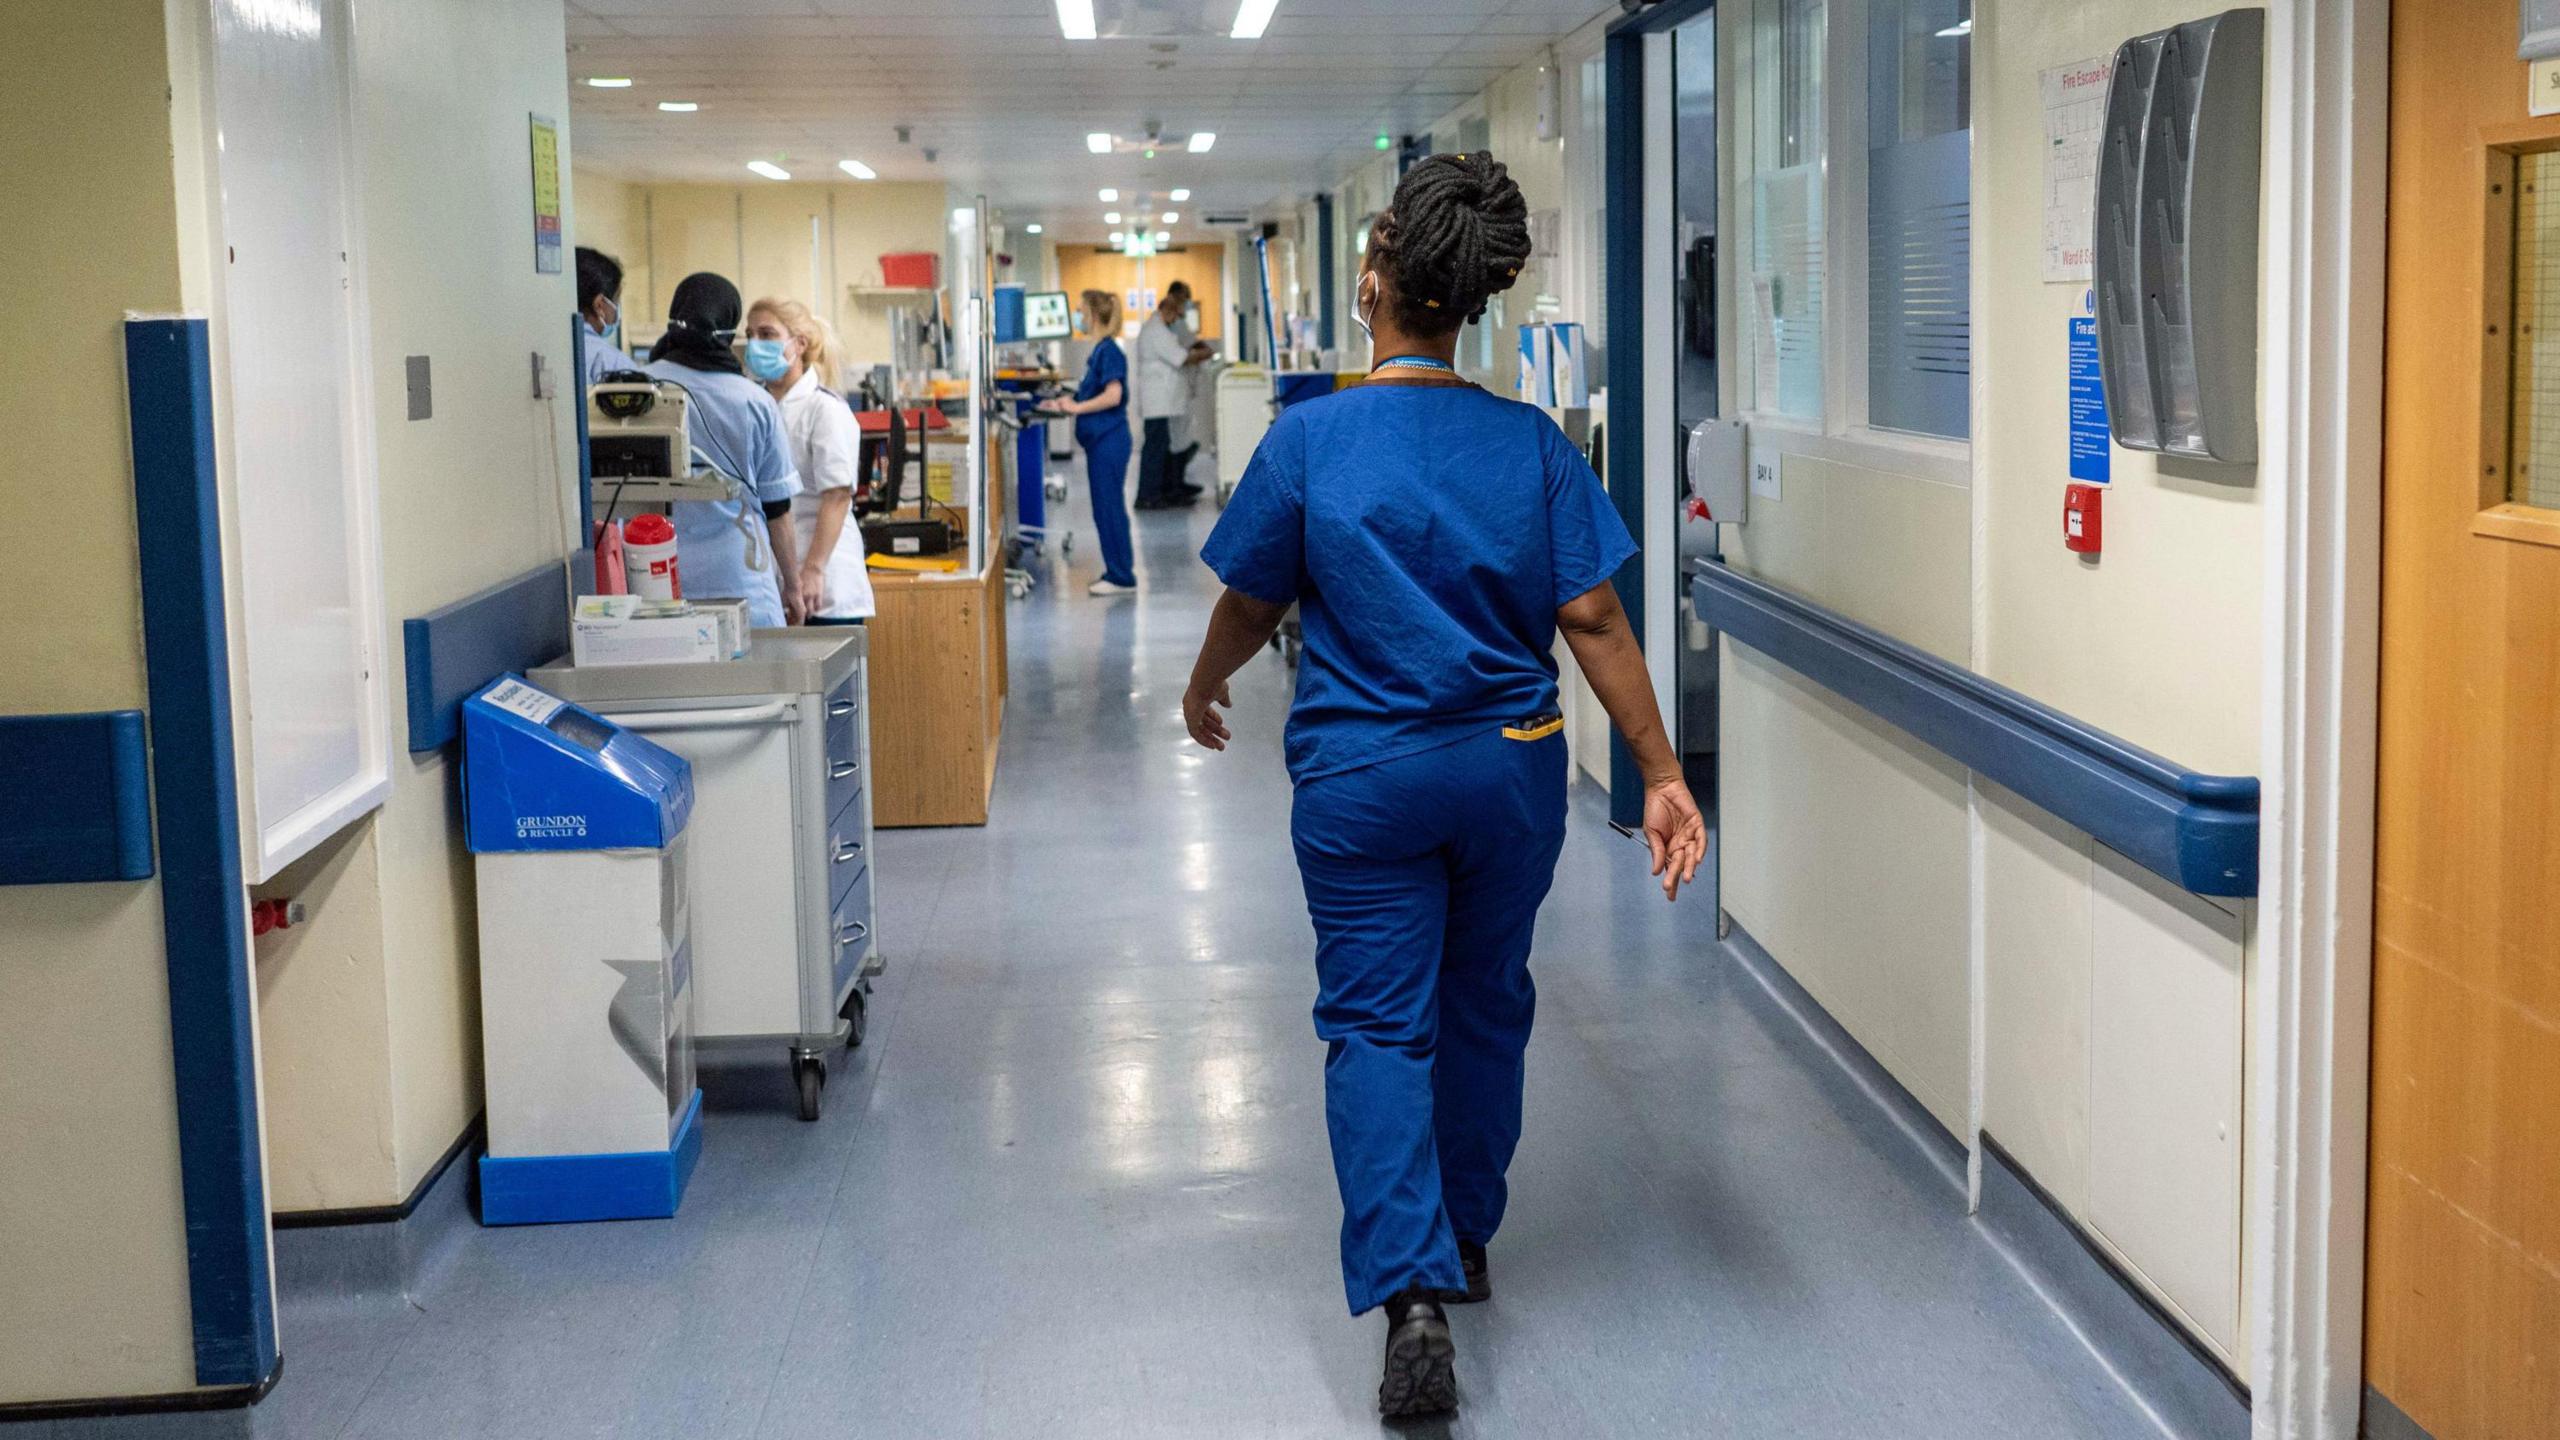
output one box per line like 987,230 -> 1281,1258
2041,56 -> 2114,282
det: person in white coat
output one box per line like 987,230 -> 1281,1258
746,296 -> 874,625
1133,280 -> 1212,509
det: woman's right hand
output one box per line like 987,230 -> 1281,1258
1642,777 -> 1708,901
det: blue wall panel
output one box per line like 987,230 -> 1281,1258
123,317 -> 278,1387
0,711 -> 154,884
402,565 -> 572,753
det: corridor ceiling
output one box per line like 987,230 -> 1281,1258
564,0 -> 1609,237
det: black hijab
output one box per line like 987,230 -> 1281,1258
649,272 -> 745,375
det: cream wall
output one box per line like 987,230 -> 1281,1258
1720,455 -> 1975,1132
251,0 -> 579,1211
571,174 -> 955,380
0,0 -> 205,1404
1969,0 -> 2263,1369
1711,0 -> 2263,1372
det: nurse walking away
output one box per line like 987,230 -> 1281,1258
745,296 -> 874,625
1036,290 -> 1140,597
642,273 -> 804,628
1184,152 -> 1708,1419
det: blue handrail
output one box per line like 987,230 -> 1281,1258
403,565 -> 571,752
0,710 -> 154,884
1692,562 -> 2258,897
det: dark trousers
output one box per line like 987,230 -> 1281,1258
1080,425 -> 1136,586
1136,417 -> 1190,503
1291,725 -> 1568,1315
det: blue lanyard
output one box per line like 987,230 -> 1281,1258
1371,355 -> 1455,375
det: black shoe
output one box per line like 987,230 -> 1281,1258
1376,1288 -> 1458,1418
1174,481 -> 1205,497
1132,496 -> 1168,511
1435,1241 -> 1490,1305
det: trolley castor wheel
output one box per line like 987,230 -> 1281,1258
841,987 -> 869,1049
793,1054 -> 826,1121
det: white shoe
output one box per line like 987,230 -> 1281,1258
1087,578 -> 1137,597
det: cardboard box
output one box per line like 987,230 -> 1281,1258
688,597 -> 752,659
571,595 -> 723,667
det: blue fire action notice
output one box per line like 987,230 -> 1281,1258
2067,316 -> 2110,484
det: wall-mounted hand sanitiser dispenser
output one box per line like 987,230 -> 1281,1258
2093,8 -> 2264,465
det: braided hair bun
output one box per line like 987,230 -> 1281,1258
1370,151 -> 1532,333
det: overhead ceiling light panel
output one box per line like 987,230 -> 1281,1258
658,100 -> 698,112
1026,223 -> 1044,234
1162,211 -> 1179,223
1187,132 -> 1216,153
1230,0 -> 1279,39
585,76 -> 633,89
1154,229 -> 1171,244
1104,211 -> 1123,224
1056,0 -> 1097,40
1087,131 -> 1114,154
746,160 -> 790,180
839,159 -> 877,179
1099,187 -> 1118,202
1170,188 -> 1191,202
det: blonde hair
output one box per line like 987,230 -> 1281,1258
747,296 -> 841,389
1081,288 -> 1121,334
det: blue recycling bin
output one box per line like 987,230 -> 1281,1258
462,676 -> 703,1225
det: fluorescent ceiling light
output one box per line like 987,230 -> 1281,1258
1110,232 -> 1126,246
1170,188 -> 1191,202
659,101 -> 698,112
1162,211 -> 1179,223
1153,230 -> 1172,244
746,160 -> 790,179
1100,188 -> 1118,202
586,77 -> 633,88
1187,132 -> 1216,153
1026,223 -> 1044,234
1057,0 -> 1097,39
1104,211 -> 1123,224
1934,17 -> 1972,35
839,159 -> 877,179
1087,132 -> 1114,154
1231,0 -> 1279,39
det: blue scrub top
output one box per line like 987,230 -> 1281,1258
639,359 -> 801,628
1073,338 -> 1130,446
1201,385 -> 1636,784
582,326 -> 638,388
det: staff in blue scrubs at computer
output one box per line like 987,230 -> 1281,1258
641,272 -> 803,627
1184,152 -> 1707,1421
1035,290 -> 1138,598
576,246 -> 637,388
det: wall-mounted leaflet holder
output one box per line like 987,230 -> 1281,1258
2093,8 -> 2265,465
1685,418 -> 1749,526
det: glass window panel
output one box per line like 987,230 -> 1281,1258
1867,0 -> 1971,439
1747,0 -> 1826,420
2512,151 -> 2560,509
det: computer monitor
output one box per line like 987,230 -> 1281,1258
1023,290 -> 1073,341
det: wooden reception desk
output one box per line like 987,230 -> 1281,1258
863,514 -> 1008,828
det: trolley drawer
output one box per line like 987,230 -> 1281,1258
828,867 -> 872,994
826,804 -> 868,912
823,739 -> 863,822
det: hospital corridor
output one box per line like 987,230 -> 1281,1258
3,1 -> 2554,1438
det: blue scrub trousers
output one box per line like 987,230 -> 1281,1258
1079,423 -> 1136,586
1290,724 -> 1569,1315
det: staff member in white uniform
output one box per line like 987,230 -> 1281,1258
746,296 -> 874,625
641,272 -> 803,628
1133,280 -> 1211,509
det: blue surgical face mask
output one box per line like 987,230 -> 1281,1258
592,297 -> 621,349
744,337 -> 790,382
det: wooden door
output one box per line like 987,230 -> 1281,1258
2371,3 -> 2560,1435
1054,246 -> 1226,339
